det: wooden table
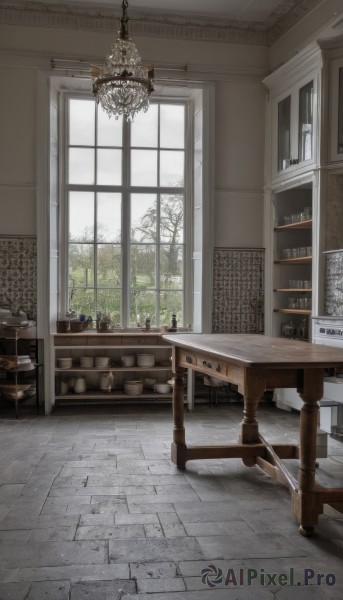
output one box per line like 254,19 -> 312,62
163,333 -> 343,536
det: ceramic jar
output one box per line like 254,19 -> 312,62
100,372 -> 114,392
74,376 -> 86,394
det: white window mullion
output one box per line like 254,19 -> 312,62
121,120 -> 131,326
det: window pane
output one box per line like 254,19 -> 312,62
298,81 -> 313,162
98,108 -> 123,147
131,194 -> 157,243
97,244 -> 121,287
160,150 -> 184,186
160,104 -> 185,148
339,67 -> 343,154
97,193 -> 121,242
69,99 -> 95,146
69,192 -> 94,242
131,150 -> 157,186
97,149 -> 122,185
69,148 -> 95,184
69,243 -> 94,287
130,290 -> 156,326
131,244 -> 156,288
278,96 -> 291,171
97,289 -> 121,326
160,291 -> 183,326
160,194 -> 184,243
131,104 -> 158,148
69,288 -> 95,318
160,245 -> 183,289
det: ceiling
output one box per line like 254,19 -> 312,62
0,0 -> 325,44
0,0 -> 330,46
24,0 -> 307,22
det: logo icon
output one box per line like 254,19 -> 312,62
201,564 -> 223,588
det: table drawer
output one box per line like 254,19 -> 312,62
178,349 -> 226,378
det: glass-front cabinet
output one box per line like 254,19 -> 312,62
329,57 -> 343,162
264,45 -> 321,183
277,81 -> 314,172
276,79 -> 316,176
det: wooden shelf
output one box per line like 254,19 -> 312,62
56,391 -> 173,400
273,309 -> 312,315
274,219 -> 312,230
273,288 -> 312,292
55,365 -> 171,373
53,332 -> 173,406
274,256 -> 312,264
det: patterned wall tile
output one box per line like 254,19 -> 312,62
0,237 -> 37,319
212,248 -> 265,333
325,251 -> 343,316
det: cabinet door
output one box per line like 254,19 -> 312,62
298,81 -> 314,163
330,59 -> 343,162
277,80 -> 314,174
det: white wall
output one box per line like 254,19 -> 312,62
0,19 -> 269,249
0,2 -> 340,246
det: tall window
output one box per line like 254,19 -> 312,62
65,97 -> 187,327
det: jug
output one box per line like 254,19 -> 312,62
74,376 -> 86,394
100,372 -> 114,392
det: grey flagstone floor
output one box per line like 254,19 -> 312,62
0,401 -> 342,599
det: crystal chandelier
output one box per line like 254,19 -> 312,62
92,0 -> 154,122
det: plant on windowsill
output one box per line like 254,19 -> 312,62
97,311 -> 112,332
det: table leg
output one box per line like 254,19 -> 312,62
293,368 -> 323,536
239,370 -> 265,462
171,366 -> 187,469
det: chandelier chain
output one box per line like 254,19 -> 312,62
120,0 -> 129,40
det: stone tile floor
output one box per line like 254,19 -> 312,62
0,402 -> 342,599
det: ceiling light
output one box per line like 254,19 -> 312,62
91,0 -> 154,122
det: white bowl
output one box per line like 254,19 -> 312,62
137,354 -> 155,368
154,383 -> 172,394
57,357 -> 72,369
80,356 -> 94,368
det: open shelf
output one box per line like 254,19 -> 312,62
273,308 -> 312,315
274,256 -> 312,264
273,288 -> 312,292
274,219 -> 312,231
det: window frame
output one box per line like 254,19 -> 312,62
60,91 -> 193,328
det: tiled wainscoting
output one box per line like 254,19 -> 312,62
325,249 -> 343,316
212,247 -> 265,333
0,236 -> 37,319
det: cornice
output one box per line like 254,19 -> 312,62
0,0 -> 324,46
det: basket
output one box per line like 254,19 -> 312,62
124,380 -> 143,395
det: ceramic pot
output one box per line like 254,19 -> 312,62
74,377 -> 86,394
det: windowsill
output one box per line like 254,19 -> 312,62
53,327 -> 192,336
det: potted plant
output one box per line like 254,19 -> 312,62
97,311 -> 111,331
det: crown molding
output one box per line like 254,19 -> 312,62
0,0 -> 324,46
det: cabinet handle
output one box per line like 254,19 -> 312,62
202,360 -> 220,372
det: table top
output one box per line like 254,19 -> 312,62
163,334 -> 343,369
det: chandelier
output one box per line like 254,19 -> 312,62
92,0 -> 154,122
